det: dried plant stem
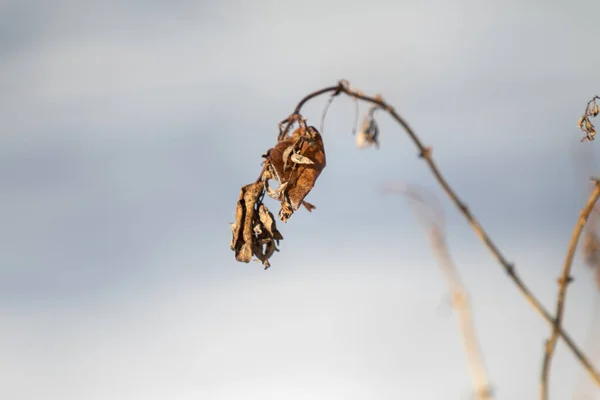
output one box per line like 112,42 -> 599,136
541,180 -> 600,400
280,80 -> 600,388
432,230 -> 494,400
393,185 -> 494,399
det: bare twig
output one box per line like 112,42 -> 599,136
384,183 -> 494,400
540,179 -> 600,400
277,80 -> 600,387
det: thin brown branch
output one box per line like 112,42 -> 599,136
386,183 -> 494,399
541,179 -> 600,400
278,80 -> 600,388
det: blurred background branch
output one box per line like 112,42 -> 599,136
383,182 -> 494,400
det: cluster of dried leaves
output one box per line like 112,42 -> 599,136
578,96 -> 599,142
230,122 -> 326,268
227,81 -> 600,398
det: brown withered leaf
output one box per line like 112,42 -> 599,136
267,128 -> 304,183
230,182 -> 263,263
258,204 -> 283,241
264,126 -> 326,222
230,182 -> 284,269
253,238 -> 278,269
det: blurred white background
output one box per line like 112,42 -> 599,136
1,0 -> 600,399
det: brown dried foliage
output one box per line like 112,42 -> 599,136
578,96 -> 599,142
230,182 -> 283,269
230,122 -> 326,268
262,125 -> 326,221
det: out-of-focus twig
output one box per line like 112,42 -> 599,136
384,183 -> 494,400
541,179 -> 600,400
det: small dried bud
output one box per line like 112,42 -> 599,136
356,107 -> 380,149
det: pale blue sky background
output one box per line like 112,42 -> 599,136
1,0 -> 600,399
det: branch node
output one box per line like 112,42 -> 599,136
419,146 -> 432,159
505,263 -> 516,275
557,275 -> 574,285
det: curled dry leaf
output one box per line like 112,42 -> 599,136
262,125 -> 326,222
579,97 -> 599,142
290,153 -> 315,165
282,145 -> 295,171
258,204 -> 283,241
230,182 -> 283,269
